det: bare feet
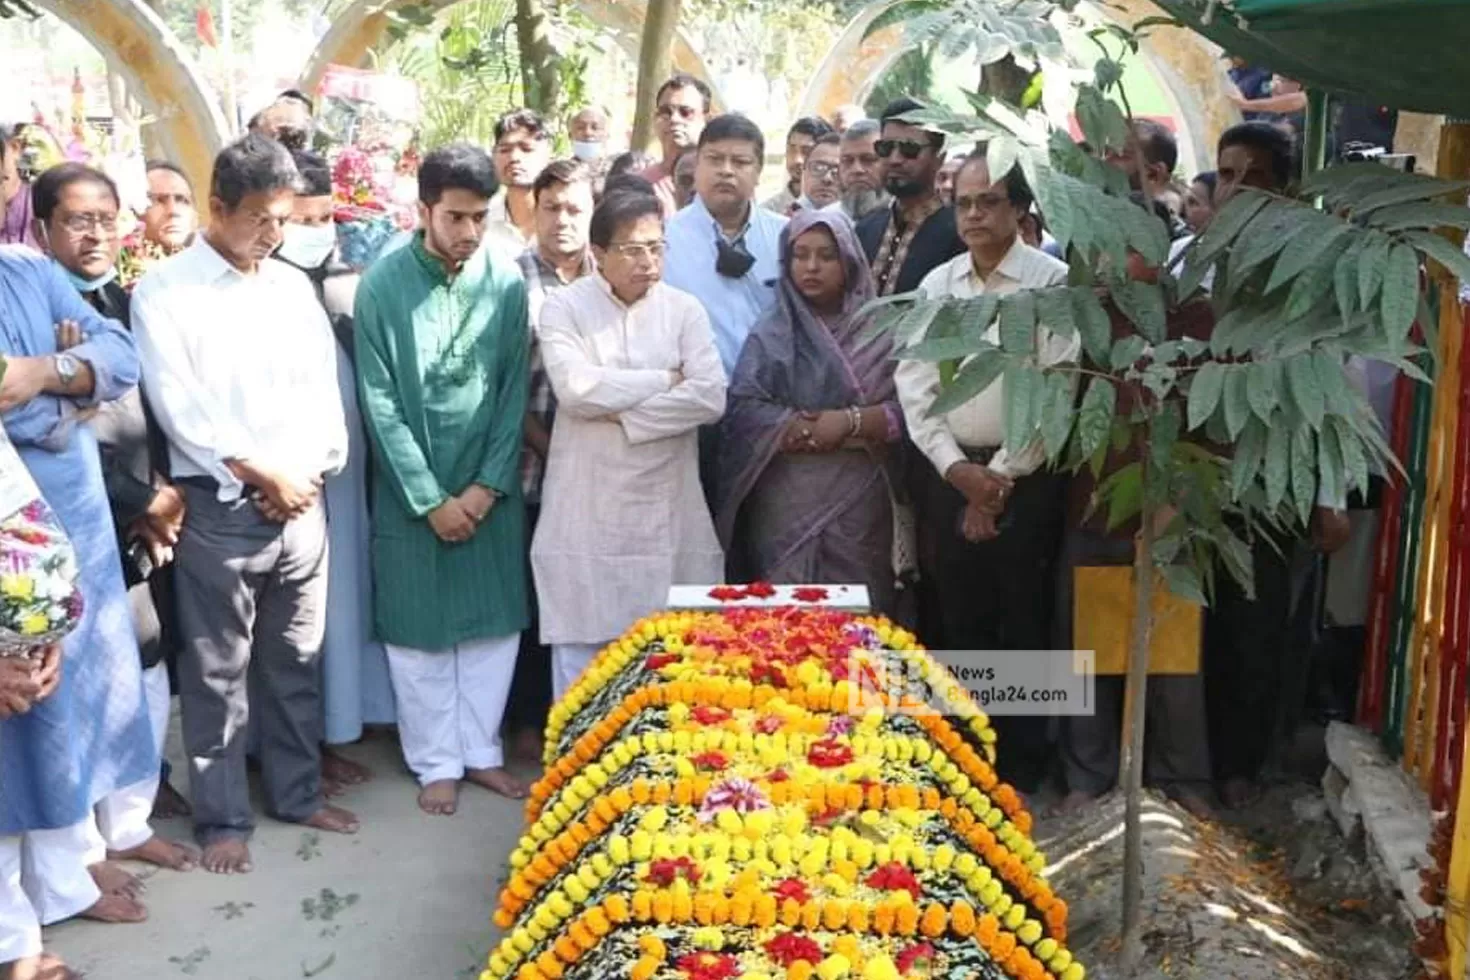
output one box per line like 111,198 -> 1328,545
1049,789 -> 1099,817
301,803 -> 359,835
200,837 -> 253,875
465,766 -> 530,799
88,860 -> 142,898
1220,777 -> 1262,810
109,834 -> 197,871
509,727 -> 544,763
79,891 -> 147,923
418,779 -> 459,816
322,747 -> 372,787
152,778 -> 192,819
4,952 -> 82,980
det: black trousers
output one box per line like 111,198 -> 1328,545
505,504 -> 551,733
912,456 -> 1066,792
1202,531 -> 1295,783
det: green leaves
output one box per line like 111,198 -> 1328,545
1285,354 -> 1325,427
1072,287 -> 1113,363
1398,230 -> 1470,285
1004,365 -> 1042,453
998,291 -> 1037,355
1187,361 -> 1226,430
1380,244 -> 1421,339
1074,85 -> 1129,156
1246,360 -> 1279,423
1075,377 -> 1117,462
930,348 -> 1006,416
1040,371 -> 1076,461
1112,281 -> 1166,342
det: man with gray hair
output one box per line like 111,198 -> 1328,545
838,119 -> 889,221
133,134 -> 358,875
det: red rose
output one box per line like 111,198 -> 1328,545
865,862 -> 922,900
691,751 -> 728,772
645,652 -> 681,670
807,738 -> 854,769
896,942 -> 936,973
792,586 -> 829,602
773,878 -> 811,903
691,705 -> 731,725
743,581 -> 777,598
708,585 -> 747,601
754,714 -> 784,735
675,952 -> 740,980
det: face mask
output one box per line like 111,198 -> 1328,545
54,258 -> 117,293
277,222 -> 337,270
715,236 -> 756,279
571,140 -> 603,161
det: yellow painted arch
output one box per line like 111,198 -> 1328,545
798,0 -> 1239,177
30,0 -> 228,198
301,0 -> 721,116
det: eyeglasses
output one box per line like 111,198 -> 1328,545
607,240 -> 666,259
59,213 -> 119,235
875,139 -> 929,160
657,104 -> 701,121
806,162 -> 840,181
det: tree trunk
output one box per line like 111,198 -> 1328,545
980,54 -> 1036,107
1119,458 -> 1155,972
514,0 -> 561,118
631,0 -> 681,151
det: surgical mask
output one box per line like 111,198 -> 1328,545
277,222 -> 337,270
571,139 -> 603,161
55,259 -> 117,293
715,236 -> 755,279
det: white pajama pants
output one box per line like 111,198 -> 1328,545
88,662 -> 170,858
18,822 -> 100,927
552,643 -> 607,703
385,633 -> 519,786
0,836 -> 41,966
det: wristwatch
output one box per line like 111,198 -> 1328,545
53,353 -> 80,386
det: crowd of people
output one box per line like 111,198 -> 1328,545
0,76 -> 1353,980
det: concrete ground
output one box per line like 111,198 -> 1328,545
45,730 -> 528,980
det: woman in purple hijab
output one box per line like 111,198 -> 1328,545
716,208 -> 904,613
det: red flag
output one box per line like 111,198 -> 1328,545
196,5 -> 218,48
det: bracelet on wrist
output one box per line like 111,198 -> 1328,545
847,405 -> 862,438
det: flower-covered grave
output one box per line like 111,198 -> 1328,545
487,607 -> 1084,980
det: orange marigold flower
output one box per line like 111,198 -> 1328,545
554,936 -> 580,963
754,894 -> 779,928
866,785 -> 885,810
949,901 -> 976,937
895,904 -> 920,936
652,782 -> 672,804
535,951 -> 565,978
674,781 -> 694,806
652,893 -> 675,923
822,900 -> 848,931
638,933 -> 667,959
694,894 -> 717,925
632,891 -> 653,921
847,903 -> 869,933
585,908 -> 611,937
919,903 -> 947,939
630,780 -> 652,804
673,891 -> 693,922
609,788 -> 633,811
630,955 -> 659,980
992,932 -> 1017,960
712,897 -> 731,925
801,901 -> 823,931
493,908 -> 515,929
873,904 -> 896,935
781,898 -> 804,928
977,913 -> 1000,945
788,962 -> 815,980
604,895 -> 630,923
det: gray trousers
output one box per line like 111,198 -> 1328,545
173,483 -> 329,844
1055,528 -> 1211,795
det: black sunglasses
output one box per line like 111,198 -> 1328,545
875,139 -> 928,160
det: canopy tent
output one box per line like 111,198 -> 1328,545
1153,0 -> 1470,117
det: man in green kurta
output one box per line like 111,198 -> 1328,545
355,142 -> 531,815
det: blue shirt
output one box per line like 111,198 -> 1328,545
663,197 -> 786,377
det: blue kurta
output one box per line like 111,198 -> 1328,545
0,246 -> 155,834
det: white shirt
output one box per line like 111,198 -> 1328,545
896,241 -> 1073,480
131,238 -> 348,501
530,275 -> 726,645
485,190 -> 533,266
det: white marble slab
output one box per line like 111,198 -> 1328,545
665,584 -> 872,613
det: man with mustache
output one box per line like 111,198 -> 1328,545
640,74 -> 712,216
141,161 -> 198,256
837,119 -> 889,221
488,109 -> 553,263
855,98 -> 965,296
763,116 -> 834,215
355,143 -> 532,816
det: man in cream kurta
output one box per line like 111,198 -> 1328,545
532,271 -> 727,699
894,154 -> 1073,793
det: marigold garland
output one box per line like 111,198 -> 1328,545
488,608 -> 1084,980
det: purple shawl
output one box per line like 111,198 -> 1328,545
1,183 -> 37,249
716,209 -> 898,548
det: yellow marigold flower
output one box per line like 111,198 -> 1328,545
20,611 -> 49,635
861,955 -> 898,980
1,574 -> 34,600
816,954 -> 851,980
692,926 -> 724,950
562,878 -> 588,904
1034,939 -> 1058,962
1049,949 -> 1073,972
630,831 -> 653,861
1004,903 -> 1027,931
716,809 -> 743,835
630,956 -> 659,980
1061,965 -> 1085,980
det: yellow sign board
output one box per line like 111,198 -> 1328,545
1073,565 -> 1202,675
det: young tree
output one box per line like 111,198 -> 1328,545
870,14 -> 1470,972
